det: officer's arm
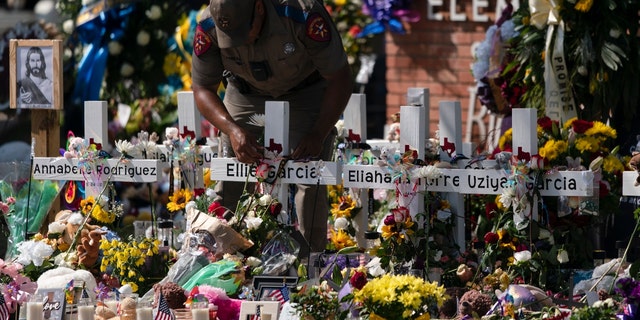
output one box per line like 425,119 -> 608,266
193,83 -> 264,163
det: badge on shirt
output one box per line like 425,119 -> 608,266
283,42 -> 296,55
194,25 -> 212,56
306,13 -> 330,42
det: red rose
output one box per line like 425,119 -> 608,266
392,206 -> 410,223
254,162 -> 271,181
208,201 -> 226,218
349,271 -> 368,290
484,232 -> 499,244
485,202 -> 498,219
572,119 -> 594,134
537,116 -> 553,131
269,202 -> 282,217
193,188 -> 205,198
383,214 -> 396,226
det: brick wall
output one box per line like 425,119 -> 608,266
384,0 -> 506,149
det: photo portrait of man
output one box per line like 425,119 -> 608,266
17,46 -> 53,107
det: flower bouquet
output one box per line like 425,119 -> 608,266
352,274 -> 447,319
290,280 -> 341,320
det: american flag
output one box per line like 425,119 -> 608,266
154,293 -> 175,320
0,293 -> 9,320
267,285 -> 290,303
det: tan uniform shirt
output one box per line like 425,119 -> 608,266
191,0 -> 348,98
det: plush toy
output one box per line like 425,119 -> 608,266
458,289 -> 493,318
36,267 -> 97,300
197,285 -> 242,320
77,228 -> 105,269
153,282 -> 187,310
629,151 -> 640,186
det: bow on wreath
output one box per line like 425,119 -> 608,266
529,0 -> 577,124
72,1 -> 135,105
358,0 -> 420,37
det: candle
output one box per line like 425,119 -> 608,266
26,301 -> 44,320
77,305 -> 95,320
137,306 -> 153,319
191,307 -> 210,320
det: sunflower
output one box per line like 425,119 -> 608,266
80,196 -> 97,216
167,188 -> 193,212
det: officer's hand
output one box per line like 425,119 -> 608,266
291,133 -> 324,161
229,127 -> 264,164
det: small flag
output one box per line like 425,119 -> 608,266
0,293 -> 10,320
267,286 -> 290,303
154,293 -> 175,320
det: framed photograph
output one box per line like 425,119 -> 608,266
35,288 -> 66,320
252,276 -> 298,300
10,39 -> 63,110
239,301 -> 280,320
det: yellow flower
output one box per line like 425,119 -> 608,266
498,128 -> 513,150
563,117 -> 577,130
585,121 -> 617,139
574,0 -> 594,12
203,168 -> 213,188
603,154 -> 624,173
167,188 -> 193,212
330,195 -> 356,219
91,204 -> 115,224
330,229 -> 356,250
574,136 -> 600,153
80,196 -> 96,215
539,139 -> 568,161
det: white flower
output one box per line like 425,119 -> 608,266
165,127 -> 179,140
577,65 -> 588,76
417,165 -> 441,180
47,221 -> 66,234
514,250 -> 532,263
557,249 -> 569,264
205,188 -> 217,199
108,41 -> 123,55
62,19 -> 75,34
335,120 -> 346,138
245,217 -> 263,230
258,194 -> 272,206
365,257 -> 386,277
434,250 -> 443,261
245,256 -> 262,267
115,139 -> 136,157
499,187 -> 516,209
136,30 -> 150,46
135,131 -> 159,156
120,63 -> 134,77
16,240 -> 54,266
185,201 -> 196,213
334,217 -> 349,230
538,228 -> 554,245
247,114 -> 265,127
145,5 -> 162,20
68,212 -> 85,225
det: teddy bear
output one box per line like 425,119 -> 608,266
629,151 -> 640,186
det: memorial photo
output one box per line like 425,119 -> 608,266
10,39 -> 62,110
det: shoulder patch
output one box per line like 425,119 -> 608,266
194,25 -> 213,56
306,13 -> 330,42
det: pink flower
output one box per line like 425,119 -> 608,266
5,197 -> 15,205
254,162 -> 270,181
0,202 -> 9,215
391,206 -> 410,223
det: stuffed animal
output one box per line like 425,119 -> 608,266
77,228 -> 105,269
198,285 -> 242,320
458,289 -> 493,318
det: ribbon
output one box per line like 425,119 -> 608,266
529,0 -> 560,30
72,3 -> 135,105
530,0 -> 578,123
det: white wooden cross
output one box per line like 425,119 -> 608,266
208,101 -> 342,214
32,101 -> 160,198
153,91 -> 218,192
429,108 -> 595,244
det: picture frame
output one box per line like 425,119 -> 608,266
239,301 -> 280,320
35,288 -> 66,320
10,39 -> 63,110
252,276 -> 298,300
